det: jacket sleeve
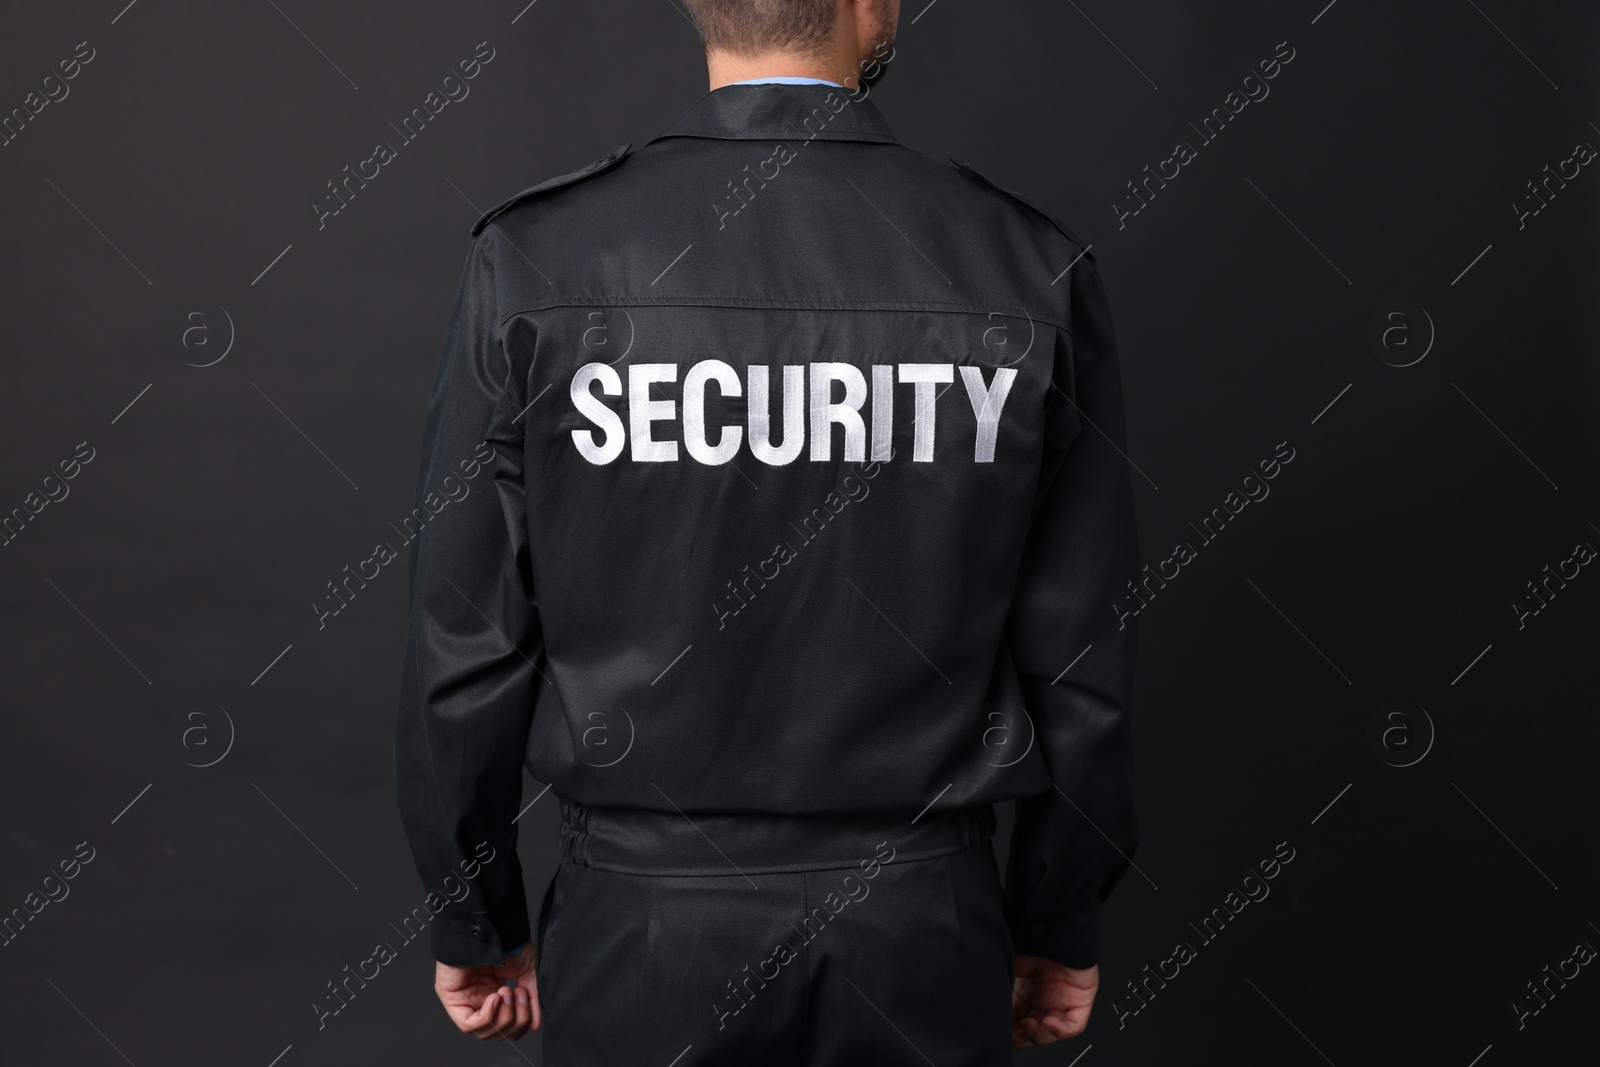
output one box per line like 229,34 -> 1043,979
1002,250 -> 1142,970
394,231 -> 543,966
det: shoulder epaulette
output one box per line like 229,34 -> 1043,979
471,143 -> 632,236
946,154 -> 1095,266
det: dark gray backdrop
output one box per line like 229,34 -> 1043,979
1,0 -> 1595,1064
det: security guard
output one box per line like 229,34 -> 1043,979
394,0 -> 1141,1062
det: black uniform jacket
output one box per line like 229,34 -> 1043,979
395,81 -> 1142,972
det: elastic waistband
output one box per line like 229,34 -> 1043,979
556,796 -> 996,876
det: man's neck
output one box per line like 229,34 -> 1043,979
706,50 -> 856,91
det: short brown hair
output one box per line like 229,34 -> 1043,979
682,0 -> 838,57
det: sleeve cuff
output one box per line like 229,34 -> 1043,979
429,902 -> 531,967
1010,906 -> 1100,969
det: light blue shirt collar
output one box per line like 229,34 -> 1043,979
723,76 -> 845,88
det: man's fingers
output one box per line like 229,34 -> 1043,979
1024,1016 -> 1055,1046
483,988 -> 519,1040
500,986 -> 532,1040
1040,1009 -> 1084,1040
1012,960 -> 1097,1048
460,987 -> 510,1037
1012,1010 -> 1085,1048
450,984 -> 536,1041
456,986 -> 499,1034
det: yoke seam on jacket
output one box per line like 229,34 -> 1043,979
498,296 -> 1071,334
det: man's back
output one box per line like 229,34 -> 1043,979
428,83 -> 1135,820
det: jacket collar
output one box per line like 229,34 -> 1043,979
649,82 -> 899,146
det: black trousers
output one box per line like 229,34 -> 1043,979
534,797 -> 1015,1066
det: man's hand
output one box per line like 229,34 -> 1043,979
434,941 -> 541,1040
1011,955 -> 1098,1048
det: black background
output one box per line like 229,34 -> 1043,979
1,1 -> 1595,1064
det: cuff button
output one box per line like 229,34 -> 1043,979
1028,922 -> 1047,936
468,924 -> 487,942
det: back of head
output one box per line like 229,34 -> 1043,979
683,0 -> 840,58
683,0 -> 899,88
